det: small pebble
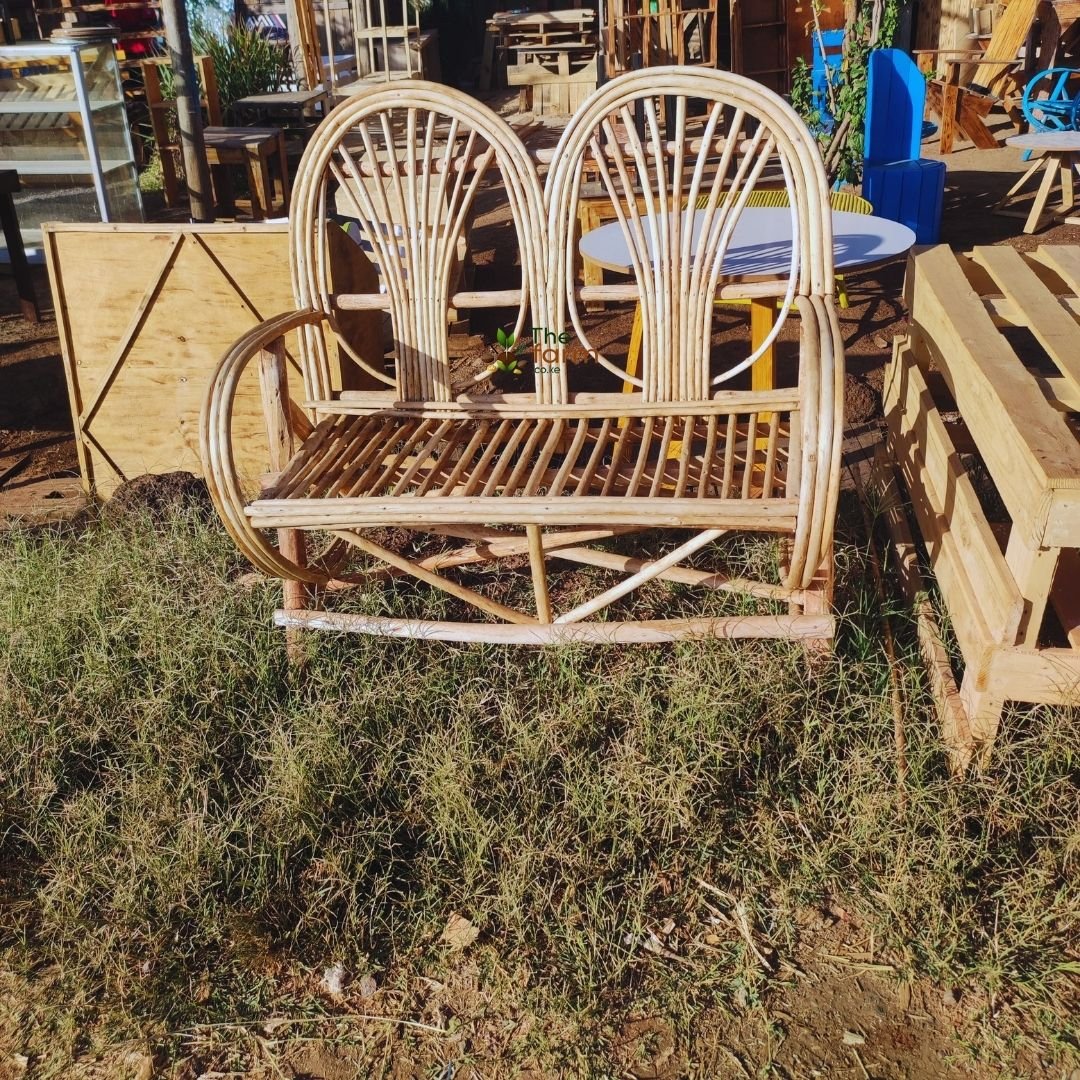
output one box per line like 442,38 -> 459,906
321,963 -> 348,997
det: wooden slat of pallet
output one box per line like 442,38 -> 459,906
986,645 -> 1080,704
972,246 -> 1080,400
1030,244 -> 1080,307
907,245 -> 1080,548
884,339 -> 1025,659
869,444 -> 972,772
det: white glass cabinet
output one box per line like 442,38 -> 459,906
0,40 -> 143,244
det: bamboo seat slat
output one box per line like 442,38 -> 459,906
259,410 -> 792,504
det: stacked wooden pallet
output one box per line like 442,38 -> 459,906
881,244 -> 1080,770
494,9 -> 597,115
604,0 -> 718,74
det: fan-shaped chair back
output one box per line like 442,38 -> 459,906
290,82 -> 547,403
544,66 -> 835,404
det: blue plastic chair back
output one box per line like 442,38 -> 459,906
865,48 -> 925,165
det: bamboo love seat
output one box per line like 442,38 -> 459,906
201,68 -> 843,644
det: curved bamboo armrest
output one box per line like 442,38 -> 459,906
200,307 -> 337,585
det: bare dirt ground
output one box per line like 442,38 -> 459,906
0,905 -> 1065,1079
2,115 -> 1079,1079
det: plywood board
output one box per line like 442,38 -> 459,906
45,223 -> 381,497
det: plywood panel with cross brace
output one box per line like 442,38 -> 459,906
45,222 -> 381,497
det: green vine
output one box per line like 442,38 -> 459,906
791,0 -> 901,185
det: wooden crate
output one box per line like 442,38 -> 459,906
46,222 -> 380,498
506,51 -> 597,116
882,244 -> 1080,769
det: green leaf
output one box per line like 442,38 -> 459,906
496,327 -> 508,348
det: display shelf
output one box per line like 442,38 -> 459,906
0,40 -> 142,231
0,157 -> 134,173
0,98 -> 121,112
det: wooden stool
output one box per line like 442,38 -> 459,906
997,131 -> 1080,233
204,127 -> 290,221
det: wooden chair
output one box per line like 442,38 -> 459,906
201,70 -> 842,645
143,56 -> 289,217
917,0 -> 1040,153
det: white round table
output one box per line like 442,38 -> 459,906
578,206 -> 916,278
578,206 -> 916,391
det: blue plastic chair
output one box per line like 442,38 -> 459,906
863,48 -> 946,244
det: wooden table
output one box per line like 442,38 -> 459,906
579,206 -> 915,391
997,131 -> 1080,232
231,88 -> 328,145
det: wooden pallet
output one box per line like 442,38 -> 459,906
881,244 -> 1080,771
506,50 -> 597,116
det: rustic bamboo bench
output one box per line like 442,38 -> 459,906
201,70 -> 843,645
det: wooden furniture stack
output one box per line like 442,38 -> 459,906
200,72 -> 843,647
327,0 -> 440,95
917,0 -> 1040,153
728,0 -> 788,95
479,9 -> 597,114
881,244 -> 1080,770
604,0 -> 718,75
480,9 -> 595,92
33,0 -> 161,60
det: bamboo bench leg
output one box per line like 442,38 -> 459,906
257,340 -> 309,661
801,552 -> 834,658
280,530 -> 309,663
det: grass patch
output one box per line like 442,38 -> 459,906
0,501 -> 1078,1076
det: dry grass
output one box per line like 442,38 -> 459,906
0,497 -> 1077,1076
